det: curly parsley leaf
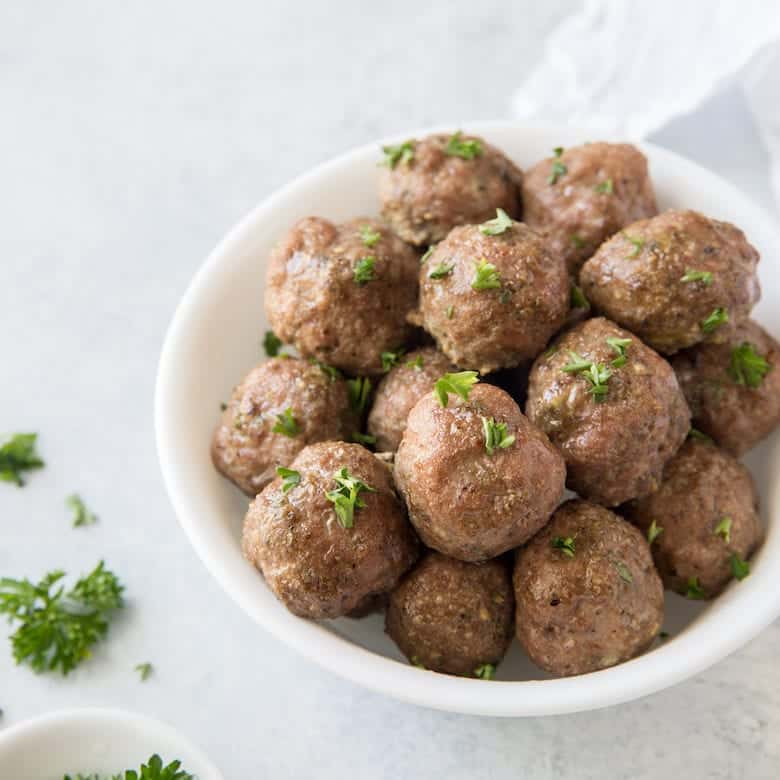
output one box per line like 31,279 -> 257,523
67,494 -> 97,528
647,519 -> 664,545
433,371 -> 479,407
713,516 -> 732,543
730,552 -> 750,581
551,536 -> 576,558
0,561 -> 124,675
474,663 -> 496,680
606,336 -> 632,368
381,140 -> 415,168
728,342 -> 770,388
445,131 -> 482,160
272,408 -> 300,438
325,467 -> 376,529
0,433 -> 44,487
359,224 -> 381,247
263,330 -> 283,357
481,417 -> 515,455
701,307 -> 729,334
547,147 -> 567,185
471,259 -> 502,291
681,269 -> 713,285
685,577 -> 706,599
276,466 -> 301,493
479,208 -> 513,236
594,178 -> 613,194
353,255 -> 377,285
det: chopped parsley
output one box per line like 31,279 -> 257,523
0,561 -> 124,674
570,234 -> 586,250
347,376 -> 373,415
433,371 -> 479,407
615,561 -> 633,583
713,516 -> 732,543
685,577 -> 706,599
359,224 -> 381,247
623,233 -> 644,258
351,431 -> 377,446
135,662 -> 153,681
481,417 -> 515,455
681,269 -> 713,285
325,467 -> 376,529
647,519 -> 664,545
420,246 -> 434,264
406,354 -> 424,370
551,536 -> 576,558
728,342 -> 770,388
64,754 -> 194,780
381,349 -> 405,372
272,408 -> 300,437
471,258 -> 502,290
479,208 -> 513,236
263,330 -> 284,357
606,336 -> 632,368
688,427 -> 713,443
382,140 -> 415,168
474,663 -> 496,680
310,358 -> 343,381
562,352 -> 612,401
547,147 -> 567,184
570,284 -> 590,311
0,433 -> 44,487
67,494 -> 97,528
594,178 -> 613,194
445,131 -> 483,160
428,262 -> 454,280
730,552 -> 750,581
276,466 -> 301,493
353,255 -> 377,285
701,307 -> 729,334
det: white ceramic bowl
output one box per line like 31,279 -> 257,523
0,708 -> 224,779
155,121 -> 780,716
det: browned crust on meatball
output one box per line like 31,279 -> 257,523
580,209 -> 760,354
525,317 -> 690,506
671,319 -> 780,456
212,357 -> 359,496
367,347 -> 454,452
386,552 -> 514,677
242,442 -> 419,619
378,132 -> 523,246
395,383 -> 565,562
265,216 -> 419,375
514,499 -> 664,677
523,142 -> 658,276
412,222 -> 569,373
623,439 -> 763,597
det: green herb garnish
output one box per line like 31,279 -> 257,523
714,516 -> 732,543
406,354 -> 424,370
325,467 -> 376,529
681,269 -> 713,285
353,255 -> 377,285
730,552 -> 750,581
446,305 -> 454,319
381,349 -> 405,372
474,663 -> 496,680
728,342 -> 770,388
479,208 -> 513,236
481,417 -> 515,455
310,358 -> 343,381
420,246 -> 434,264
0,561 -> 124,675
67,494 -> 97,528
263,330 -> 283,357
445,131 -> 483,160
616,561 -> 633,583
562,352 -> 611,400
551,536 -> 576,558
701,307 -> 729,334
0,433 -> 44,487
428,262 -> 454,280
347,376 -> 373,415
382,140 -> 415,168
64,753 -> 194,780
272,408 -> 300,437
135,662 -> 153,682
647,520 -> 664,545
351,432 -> 376,446
548,147 -> 567,184
606,336 -> 632,368
685,577 -> 706,599
594,178 -> 613,194
359,224 -> 381,247
276,466 -> 301,493
570,284 -> 590,311
688,427 -> 713,443
433,371 -> 479,407
570,234 -> 586,249
471,259 -> 502,291
624,233 -> 644,258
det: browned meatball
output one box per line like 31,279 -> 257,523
671,319 -> 780,456
386,552 -> 514,677
410,221 -> 569,374
515,499 -> 663,677
265,216 -> 419,376
242,442 -> 419,619
523,142 -> 658,276
212,357 -> 359,496
395,383 -> 565,561
367,347 -> 453,452
580,209 -> 760,354
623,439 -> 762,598
526,317 -> 690,506
378,132 -> 523,246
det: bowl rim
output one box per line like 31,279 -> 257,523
155,119 -> 780,716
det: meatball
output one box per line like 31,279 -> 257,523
514,499 -> 664,677
378,131 -> 523,246
265,216 -> 419,376
623,439 -> 762,598
242,442 -> 419,619
526,317 -> 690,506
386,552 -> 514,677
395,382 -> 565,561
367,347 -> 453,452
410,221 -> 569,373
580,209 -> 761,354
671,319 -> 780,456
522,142 -> 658,276
212,357 -> 359,496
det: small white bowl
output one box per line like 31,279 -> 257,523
155,121 -> 780,716
0,708 -> 224,779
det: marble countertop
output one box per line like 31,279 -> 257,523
2,2 -> 778,777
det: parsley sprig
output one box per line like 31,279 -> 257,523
730,552 -> 750,581
381,349 -> 405,372
64,753 -> 194,780
433,371 -> 479,407
551,536 -> 576,558
685,577 -> 706,599
474,663 -> 496,680
701,307 -> 729,334
428,262 -> 454,280
353,255 -> 377,285
647,520 -> 664,545
0,561 -> 124,675
67,494 -> 97,528
479,208 -> 513,236
276,466 -> 301,493
0,432 -> 44,487
681,269 -> 713,285
325,467 -> 376,529
481,417 -> 515,455
728,342 -> 770,388
359,224 -> 381,247
382,140 -> 415,168
547,147 -> 567,185
471,259 -> 502,291
606,336 -> 632,367
272,408 -> 300,437
445,131 -> 483,160
562,352 -> 612,401
263,330 -> 284,357
713,516 -> 732,542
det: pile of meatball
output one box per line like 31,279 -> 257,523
212,131 -> 779,680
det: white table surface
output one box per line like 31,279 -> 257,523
2,2 -> 779,778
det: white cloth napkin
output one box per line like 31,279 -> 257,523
512,0 -> 780,211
